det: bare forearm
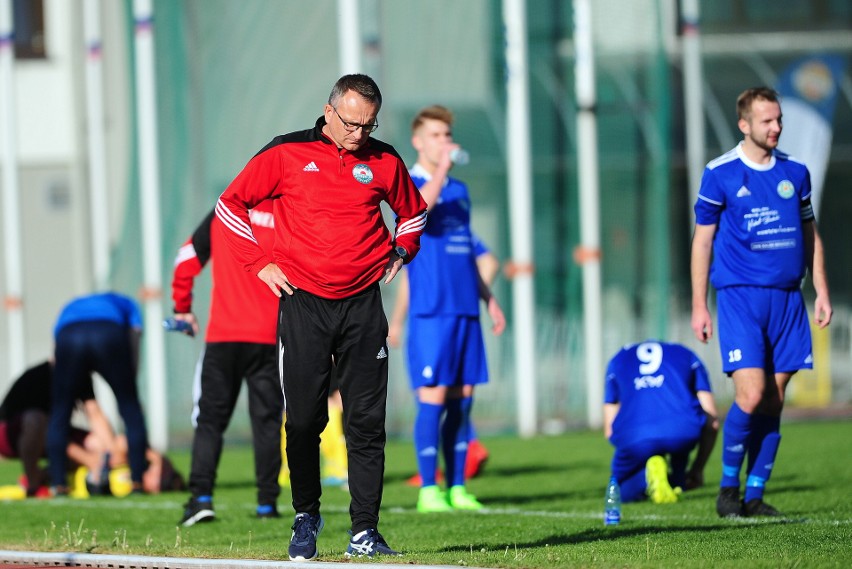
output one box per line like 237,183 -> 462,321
690,231 -> 712,310
603,403 -> 619,440
690,224 -> 716,341
418,170 -> 449,211
476,253 -> 500,287
804,222 -> 833,327
808,226 -> 830,297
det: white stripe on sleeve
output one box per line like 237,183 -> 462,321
215,200 -> 258,244
173,243 -> 197,267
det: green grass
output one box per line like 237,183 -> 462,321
1,419 -> 851,568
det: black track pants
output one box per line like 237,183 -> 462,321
279,284 -> 389,533
188,342 -> 282,506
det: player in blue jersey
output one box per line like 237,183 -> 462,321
691,87 -> 832,517
389,232 -> 499,485
404,105 -> 505,512
47,292 -> 150,496
604,341 -> 719,504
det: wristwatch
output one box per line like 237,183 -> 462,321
394,245 -> 409,260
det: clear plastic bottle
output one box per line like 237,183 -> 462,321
604,476 -> 621,526
449,147 -> 470,165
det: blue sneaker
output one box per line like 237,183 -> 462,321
345,528 -> 401,558
288,512 -> 324,561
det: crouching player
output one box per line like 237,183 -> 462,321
604,340 -> 719,503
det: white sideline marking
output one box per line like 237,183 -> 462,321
0,550 -> 470,569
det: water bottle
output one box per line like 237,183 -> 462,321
163,317 -> 195,337
449,147 -> 469,165
604,476 -> 621,526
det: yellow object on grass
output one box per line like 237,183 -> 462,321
0,484 -> 26,500
109,465 -> 133,497
69,466 -> 90,499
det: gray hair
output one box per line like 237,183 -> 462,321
328,74 -> 382,110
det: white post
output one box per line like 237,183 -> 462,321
0,0 -> 26,383
133,0 -> 168,451
84,0 -> 110,290
503,0 -> 537,438
337,0 -> 361,74
573,0 -> 604,428
681,0 -> 705,224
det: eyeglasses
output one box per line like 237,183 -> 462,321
333,107 -> 379,134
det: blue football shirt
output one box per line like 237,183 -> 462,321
407,163 -> 480,317
54,292 -> 143,337
604,341 -> 711,448
694,143 -> 814,289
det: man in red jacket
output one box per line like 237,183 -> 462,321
216,74 -> 426,560
171,200 -> 283,526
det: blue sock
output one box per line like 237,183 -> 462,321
747,413 -> 781,472
197,494 -> 212,503
744,414 -> 781,503
442,397 -> 472,487
469,418 -> 479,443
720,402 -> 752,489
256,504 -> 275,515
414,400 -> 443,487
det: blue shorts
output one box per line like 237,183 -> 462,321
717,286 -> 812,374
406,314 -> 488,389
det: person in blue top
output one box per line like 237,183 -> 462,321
691,87 -> 832,518
47,292 -> 149,496
389,232 -> 500,485
404,105 -> 505,513
604,341 -> 719,504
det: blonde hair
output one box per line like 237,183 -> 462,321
411,105 -> 454,133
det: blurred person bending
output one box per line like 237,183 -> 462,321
47,292 -> 149,495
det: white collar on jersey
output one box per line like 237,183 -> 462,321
736,141 -> 776,171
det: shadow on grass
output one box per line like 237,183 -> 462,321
437,524 -> 729,552
437,518 -> 805,552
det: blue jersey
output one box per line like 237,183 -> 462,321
694,143 -> 814,290
471,232 -> 489,258
407,163 -> 480,316
54,292 -> 143,337
604,341 -> 711,448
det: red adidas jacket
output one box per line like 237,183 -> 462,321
216,117 -> 427,300
171,201 -> 277,344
